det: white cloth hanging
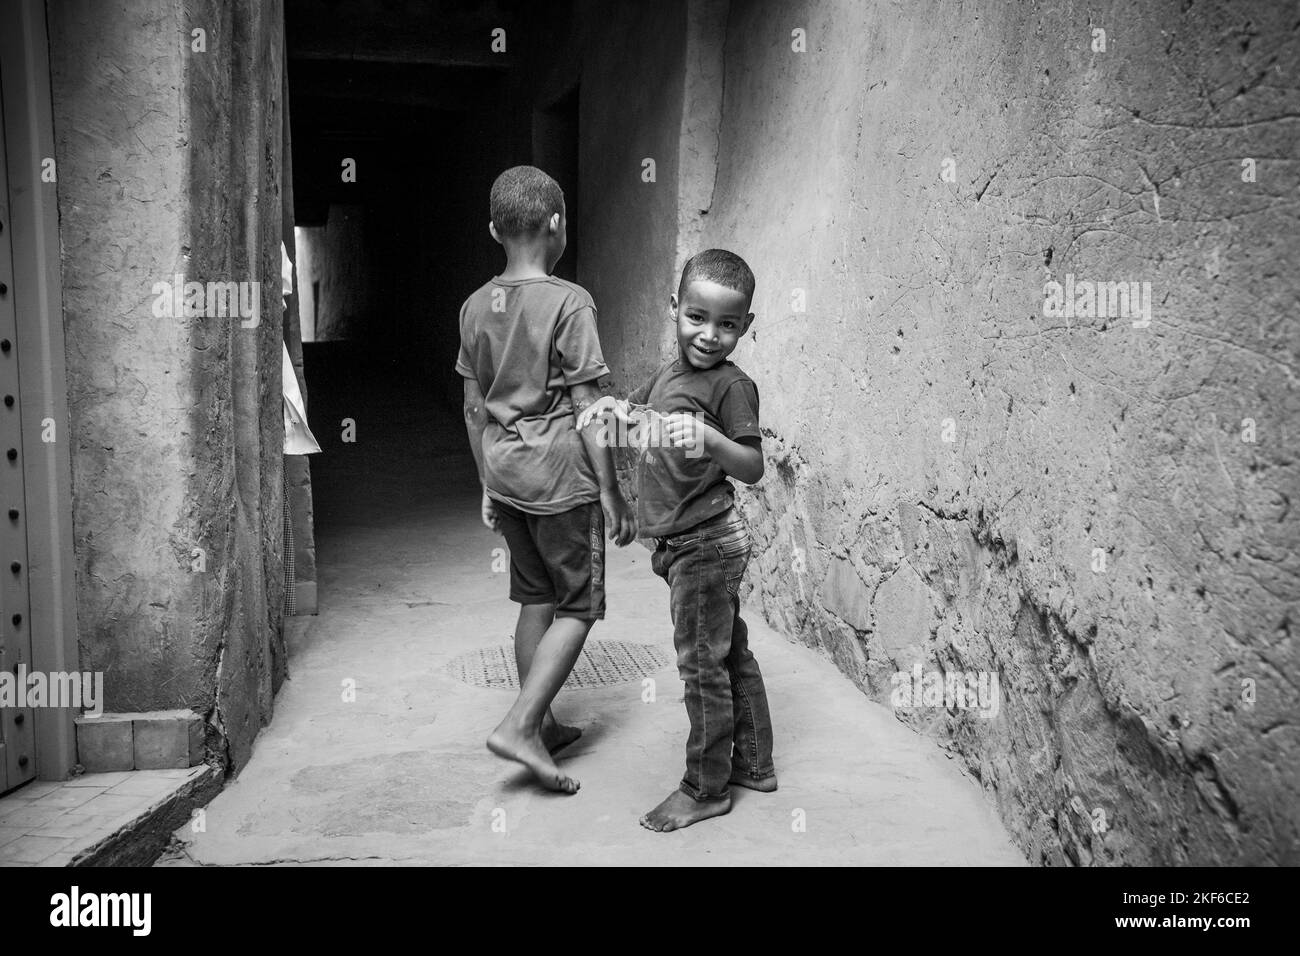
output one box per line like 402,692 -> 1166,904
281,242 -> 320,455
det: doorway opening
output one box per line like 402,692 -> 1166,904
533,84 -> 580,282
283,0 -> 581,608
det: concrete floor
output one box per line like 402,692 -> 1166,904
161,349 -> 1024,866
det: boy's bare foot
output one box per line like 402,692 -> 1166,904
487,724 -> 580,794
729,771 -> 778,792
639,789 -> 731,832
541,721 -> 582,753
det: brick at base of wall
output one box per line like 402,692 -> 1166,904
74,710 -> 204,772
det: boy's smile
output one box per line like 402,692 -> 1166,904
673,279 -> 754,369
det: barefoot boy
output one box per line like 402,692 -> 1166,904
579,249 -> 776,830
458,166 -> 635,794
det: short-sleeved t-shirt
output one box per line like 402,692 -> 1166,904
456,275 -> 610,514
629,356 -> 761,537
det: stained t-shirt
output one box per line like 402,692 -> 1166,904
455,276 -> 609,514
628,356 -> 761,537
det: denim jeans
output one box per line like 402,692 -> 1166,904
651,506 -> 775,800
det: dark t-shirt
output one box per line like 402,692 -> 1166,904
628,357 -> 761,537
455,275 -> 610,514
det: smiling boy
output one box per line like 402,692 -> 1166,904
579,248 -> 776,830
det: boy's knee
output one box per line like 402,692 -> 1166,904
555,614 -> 597,634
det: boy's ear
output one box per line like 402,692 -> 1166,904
548,211 -> 561,235
488,221 -> 502,245
669,293 -> 679,321
740,312 -> 755,335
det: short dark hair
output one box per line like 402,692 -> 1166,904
490,166 -> 564,237
678,248 -> 756,302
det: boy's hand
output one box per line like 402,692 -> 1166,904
659,413 -> 716,454
481,488 -> 501,534
601,488 -> 637,546
575,395 -> 628,431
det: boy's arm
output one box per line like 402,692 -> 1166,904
574,394 -> 625,432
661,418 -> 764,484
574,371 -> 656,432
660,379 -> 764,484
462,376 -> 499,533
571,380 -> 637,545
704,431 -> 764,484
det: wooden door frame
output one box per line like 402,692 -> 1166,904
0,0 -> 80,782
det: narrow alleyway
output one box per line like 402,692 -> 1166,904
160,344 -> 1023,866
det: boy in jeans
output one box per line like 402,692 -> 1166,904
579,249 -> 776,830
458,166 -> 635,794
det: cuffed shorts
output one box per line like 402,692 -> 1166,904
493,499 -> 606,620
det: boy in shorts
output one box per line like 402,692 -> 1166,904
578,249 -> 776,829
458,166 -> 635,794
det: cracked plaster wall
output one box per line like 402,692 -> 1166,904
48,0 -> 287,772
584,0 -> 1298,864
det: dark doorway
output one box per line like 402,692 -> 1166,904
284,0 -> 580,605
534,84 -> 580,282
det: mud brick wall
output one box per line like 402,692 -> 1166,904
581,0 -> 1298,864
48,0 -> 287,771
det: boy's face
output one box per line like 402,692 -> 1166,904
672,279 -> 754,369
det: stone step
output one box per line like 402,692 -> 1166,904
0,765 -> 221,866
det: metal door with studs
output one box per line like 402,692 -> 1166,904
0,0 -> 82,791
0,90 -> 35,793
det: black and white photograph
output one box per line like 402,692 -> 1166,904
0,0 -> 1295,907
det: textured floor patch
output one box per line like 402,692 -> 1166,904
448,639 -> 674,690
245,751 -> 492,837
